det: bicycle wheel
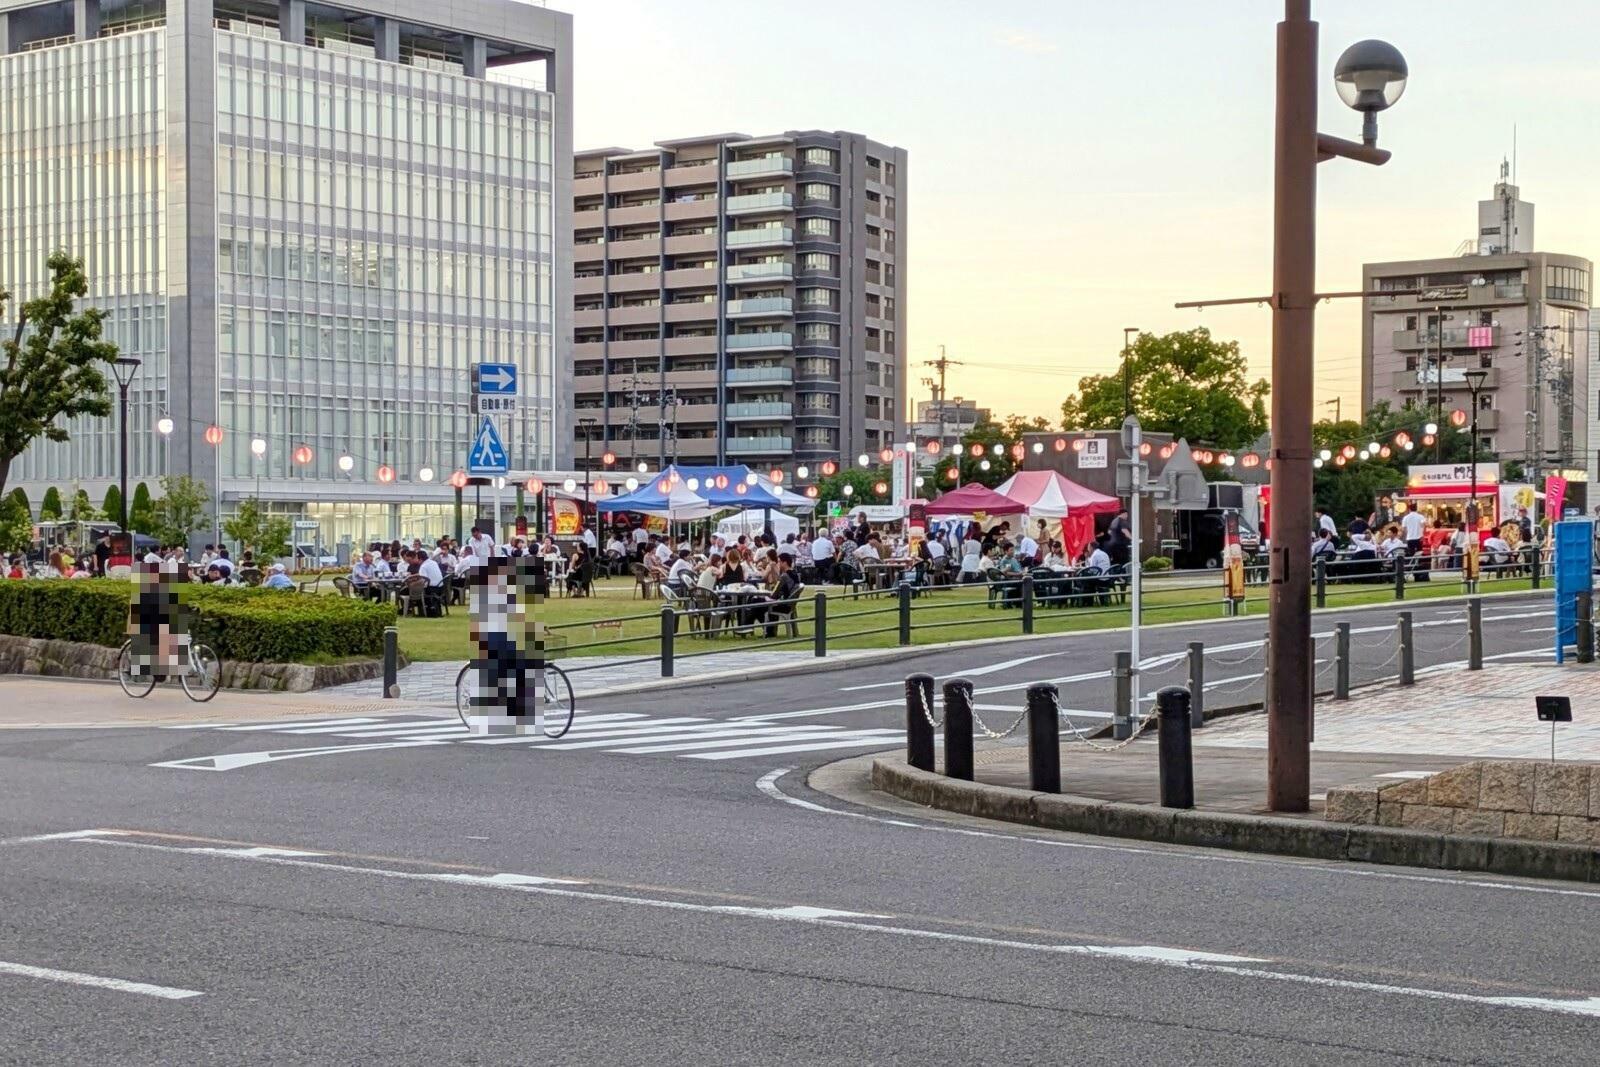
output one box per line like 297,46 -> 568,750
540,665 -> 575,739
455,663 -> 471,727
181,644 -> 222,702
117,641 -> 157,698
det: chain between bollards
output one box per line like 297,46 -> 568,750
942,679 -> 975,781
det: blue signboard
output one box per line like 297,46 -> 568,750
1552,519 -> 1593,663
473,362 -> 518,395
467,416 -> 509,475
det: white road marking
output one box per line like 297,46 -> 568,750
1374,771 -> 1432,781
538,725 -> 798,751
688,736 -> 903,760
150,739 -> 450,771
51,833 -> 1600,1020
0,959 -> 203,1000
616,729 -> 900,756
838,652 -> 1064,692
183,846 -> 323,859
216,717 -> 384,732
459,717 -> 710,745
0,829 -> 127,847
336,723 -> 471,738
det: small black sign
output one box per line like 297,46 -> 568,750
1536,696 -> 1573,723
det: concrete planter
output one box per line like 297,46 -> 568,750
0,634 -> 395,692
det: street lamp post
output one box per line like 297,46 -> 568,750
579,416 -> 597,518
1464,369 -> 1489,530
156,416 -> 174,476
250,437 -> 267,502
1431,305 -> 1454,463
1264,5 -> 1407,812
1121,327 -> 1140,418
110,357 -> 142,535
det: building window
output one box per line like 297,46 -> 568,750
1546,265 -> 1589,304
801,217 -> 836,238
799,287 -> 835,308
799,182 -> 836,204
799,323 -> 836,344
801,147 -> 837,169
800,252 -> 837,275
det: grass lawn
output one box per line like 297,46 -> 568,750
389,572 -> 1541,664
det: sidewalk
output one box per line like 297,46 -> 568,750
0,676 -> 438,728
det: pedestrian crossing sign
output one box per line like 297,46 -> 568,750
468,416 -> 509,475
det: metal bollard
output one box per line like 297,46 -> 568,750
942,679 -> 975,781
897,583 -> 913,647
1467,596 -> 1482,670
1026,683 -> 1060,793
1021,573 -> 1035,635
813,591 -> 828,658
1156,686 -> 1195,809
1112,650 -> 1132,740
1314,555 -> 1327,608
1398,611 -> 1414,686
904,673 -> 935,772
660,606 -> 675,678
1393,551 -> 1407,600
1187,641 -> 1205,729
1579,592 -> 1595,664
382,625 -> 399,698
1530,544 -> 1542,590
1334,622 -> 1350,700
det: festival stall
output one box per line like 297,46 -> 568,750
924,483 -> 1028,518
1391,463 -> 1526,547
993,470 -> 1121,559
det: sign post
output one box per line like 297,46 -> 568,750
470,363 -> 516,540
1117,417 -> 1146,730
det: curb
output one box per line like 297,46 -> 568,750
574,585 -> 1551,701
870,757 -> 1600,884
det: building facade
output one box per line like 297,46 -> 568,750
572,131 -> 906,474
1361,180 -> 1592,491
0,0 -> 571,548
910,398 -> 988,466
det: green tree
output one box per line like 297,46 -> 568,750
1311,401 -> 1495,521
150,475 -> 210,547
101,484 -> 122,527
0,252 -> 118,501
223,497 -> 291,559
129,480 -> 154,534
0,492 -> 30,554
1059,328 -> 1268,449
813,466 -> 890,508
39,485 -> 63,520
8,486 -> 28,517
68,486 -> 98,522
932,419 -> 1020,489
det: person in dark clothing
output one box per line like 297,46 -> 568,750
763,557 -> 804,637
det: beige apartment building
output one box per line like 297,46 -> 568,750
571,130 -> 906,472
1361,178 -> 1593,490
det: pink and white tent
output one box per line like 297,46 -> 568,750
994,470 -> 1121,559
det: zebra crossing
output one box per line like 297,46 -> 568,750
152,711 -> 905,771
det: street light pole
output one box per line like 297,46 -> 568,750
111,357 -> 142,536
1122,327 -> 1140,418
1465,370 -> 1488,530
579,416 -> 597,518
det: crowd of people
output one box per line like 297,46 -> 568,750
1308,502 -> 1544,577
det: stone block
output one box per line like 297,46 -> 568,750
1504,812 -> 1559,841
1400,804 -> 1457,832
1479,762 -> 1536,812
1487,838 -> 1595,883
1592,772 -> 1600,820
1426,763 -> 1482,809
1557,817 -> 1600,846
1377,802 -> 1406,827
1323,787 -> 1379,825
1346,827 -> 1444,869
1534,764 -> 1593,817
1378,776 -> 1432,804
1451,809 -> 1505,837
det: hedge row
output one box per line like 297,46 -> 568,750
0,580 -> 396,663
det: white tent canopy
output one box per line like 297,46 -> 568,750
715,510 -> 800,541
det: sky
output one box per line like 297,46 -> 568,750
549,0 -> 1599,427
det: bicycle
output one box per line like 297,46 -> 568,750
117,639 -> 222,702
455,660 -> 575,738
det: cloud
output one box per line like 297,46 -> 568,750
994,28 -> 1058,56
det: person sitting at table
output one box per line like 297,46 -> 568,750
351,552 -> 379,599
564,544 -> 592,597
717,548 -> 749,588
262,563 -> 295,590
651,535 -> 674,572
696,553 -> 723,593
1379,530 -> 1408,559
1017,529 -> 1040,567
761,556 -> 805,637
1083,538 -> 1112,573
852,535 -> 881,566
1311,529 -> 1338,559
605,533 -> 628,573
667,548 -> 697,591
1042,542 -> 1067,569
996,544 -> 1024,577
1482,531 -> 1513,569
776,535 -> 798,563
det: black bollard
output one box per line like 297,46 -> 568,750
1156,686 -> 1194,809
1393,551 -> 1406,600
942,679 -> 975,781
1579,592 -> 1594,664
382,625 -> 398,699
905,673 -> 936,772
1026,683 -> 1060,793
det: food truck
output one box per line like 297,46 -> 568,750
1391,462 -> 1539,546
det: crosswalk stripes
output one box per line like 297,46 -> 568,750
159,711 -> 904,769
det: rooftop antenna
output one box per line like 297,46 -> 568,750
1512,124 -> 1517,184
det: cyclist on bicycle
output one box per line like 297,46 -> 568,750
126,558 -> 191,682
464,554 -> 549,734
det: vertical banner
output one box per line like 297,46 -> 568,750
1546,475 -> 1568,521
891,445 -> 914,504
1222,512 -> 1246,602
1464,538 -> 1480,582
552,498 -> 580,536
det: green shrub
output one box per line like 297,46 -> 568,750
0,580 -> 395,662
1143,556 -> 1173,571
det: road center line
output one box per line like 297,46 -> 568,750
0,959 -> 203,1001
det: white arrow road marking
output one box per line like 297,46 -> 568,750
51,833 -> 1600,1021
150,739 -> 450,771
0,959 -> 203,1001
0,829 -> 128,847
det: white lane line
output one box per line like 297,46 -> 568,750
182,846 -> 323,859
688,736 -> 904,760
273,719 -> 454,735
55,835 -> 1600,1021
754,770 -> 1600,901
538,725 -> 800,752
459,717 -> 712,745
150,739 -> 450,771
217,717 -> 384,732
615,729 -> 900,756
0,829 -> 127,847
838,652 -> 1064,692
0,959 -> 203,1001
336,723 -> 471,738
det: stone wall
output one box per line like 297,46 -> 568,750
1326,761 -> 1600,846
0,634 -> 393,693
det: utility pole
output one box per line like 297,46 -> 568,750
627,376 -> 642,471
1122,327 -> 1140,417
1432,304 -> 1451,463
923,346 -> 962,406
1323,397 -> 1341,423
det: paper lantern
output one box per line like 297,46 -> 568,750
292,444 -> 313,466
821,460 -> 837,476
376,465 -> 395,483
1053,438 -> 1067,452
203,424 -> 224,446
525,477 -> 544,494
450,470 -> 468,489
969,443 -> 984,457
873,481 -> 888,495
1450,409 -> 1468,427
879,448 -> 894,463
770,468 -> 784,484
602,451 -> 616,466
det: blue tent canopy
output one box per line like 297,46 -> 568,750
594,464 -> 783,515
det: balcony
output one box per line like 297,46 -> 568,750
726,227 -> 793,249
725,402 -> 793,420
1391,326 -> 1500,351
725,297 -> 793,318
725,331 -> 793,352
664,161 -> 720,187
1388,367 -> 1500,393
726,263 -> 794,286
726,192 -> 794,216
726,436 -> 794,455
727,156 -> 793,179
726,366 -> 794,386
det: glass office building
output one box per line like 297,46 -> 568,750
0,0 -> 572,548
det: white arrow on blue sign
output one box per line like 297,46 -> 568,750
474,362 -> 518,395
467,416 -> 509,474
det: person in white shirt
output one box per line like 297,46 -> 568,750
927,538 -> 947,561
579,524 -> 597,551
466,527 -> 497,565
652,538 -> 673,567
631,525 -> 650,558
1379,534 -> 1408,559
959,535 -> 983,582
667,550 -> 697,589
1017,534 -> 1039,565
776,537 -> 798,561
1085,543 -> 1112,572
417,553 -> 445,587
1314,508 -> 1337,537
1399,507 -> 1429,581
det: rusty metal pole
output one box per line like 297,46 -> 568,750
1266,0 -> 1319,813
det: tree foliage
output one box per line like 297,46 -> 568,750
0,252 -> 118,501
39,485 -> 62,520
932,419 -> 1022,489
223,497 -> 291,559
129,481 -> 155,534
813,465 -> 891,508
1059,328 -> 1268,449
150,475 -> 211,547
1312,401 -> 1495,522
100,484 -> 122,527
8,487 -> 28,517
68,487 -> 98,522
0,492 -> 30,554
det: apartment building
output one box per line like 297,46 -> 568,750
1361,177 -> 1593,490
0,0 -> 571,546
572,131 -> 906,472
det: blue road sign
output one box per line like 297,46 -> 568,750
474,362 -> 518,395
467,416 -> 509,475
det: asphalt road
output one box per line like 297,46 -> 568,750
4,587 -> 1594,1065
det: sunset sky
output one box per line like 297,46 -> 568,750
554,0 -> 1599,428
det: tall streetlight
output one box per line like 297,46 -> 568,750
250,437 -> 267,501
156,415 -> 174,476
1121,327 -> 1140,418
578,415 -> 597,517
1430,305 -> 1454,462
1464,369 -> 1489,530
110,356 -> 142,535
1265,6 -> 1408,812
